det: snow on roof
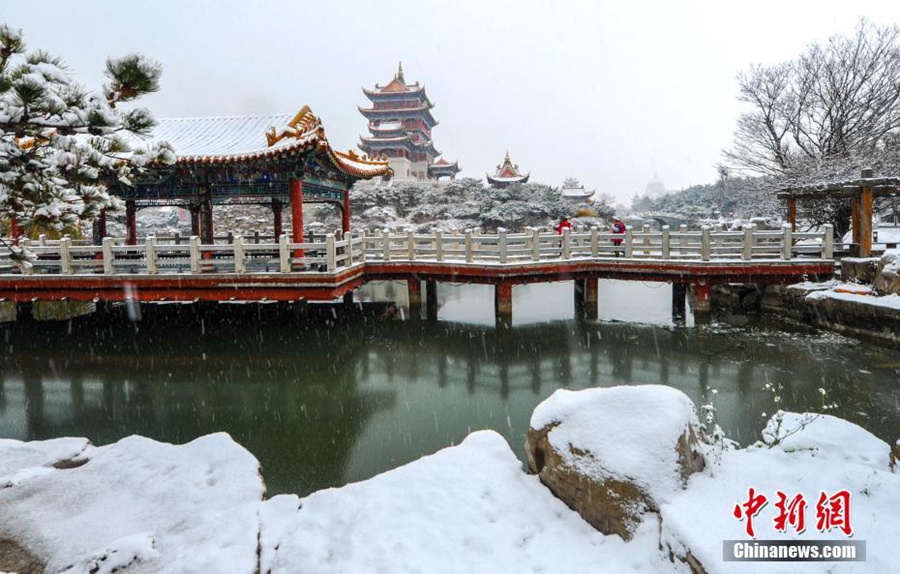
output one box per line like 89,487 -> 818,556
561,186 -> 595,198
487,174 -> 529,182
134,106 -> 391,178
146,113 -> 294,158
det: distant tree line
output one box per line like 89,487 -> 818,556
632,175 -> 781,222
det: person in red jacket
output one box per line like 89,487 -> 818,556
554,217 -> 573,235
611,219 -> 626,257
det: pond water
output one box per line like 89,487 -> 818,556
1,280 -> 899,497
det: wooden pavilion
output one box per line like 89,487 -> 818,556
104,106 -> 392,246
777,169 -> 900,256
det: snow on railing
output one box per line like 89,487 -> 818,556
0,224 -> 834,276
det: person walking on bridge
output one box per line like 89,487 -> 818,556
554,217 -> 572,235
610,219 -> 626,257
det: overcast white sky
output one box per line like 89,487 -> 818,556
7,0 -> 900,203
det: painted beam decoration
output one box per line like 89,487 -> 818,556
114,105 -> 392,205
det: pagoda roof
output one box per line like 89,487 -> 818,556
358,105 -> 438,128
362,62 -> 434,107
359,134 -> 440,156
560,177 -> 595,199
139,106 -> 391,179
368,121 -> 405,133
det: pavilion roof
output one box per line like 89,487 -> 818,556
140,106 -> 391,179
775,173 -> 900,199
489,150 -> 528,180
561,178 -> 595,199
428,159 -> 461,174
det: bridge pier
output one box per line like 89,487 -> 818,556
672,283 -> 687,325
494,281 -> 513,329
425,280 -> 438,322
407,278 -> 421,319
343,289 -> 354,306
689,283 -> 711,323
574,277 -> 598,320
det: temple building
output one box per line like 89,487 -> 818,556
487,151 -> 530,188
559,177 -> 595,203
644,172 -> 667,199
359,63 -> 460,181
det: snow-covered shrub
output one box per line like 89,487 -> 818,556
338,178 -> 591,232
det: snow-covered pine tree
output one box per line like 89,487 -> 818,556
0,24 -> 173,239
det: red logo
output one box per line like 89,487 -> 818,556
733,488 -> 768,538
733,488 -> 853,538
773,491 -> 807,534
816,490 -> 853,536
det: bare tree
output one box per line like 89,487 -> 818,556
725,19 -> 900,235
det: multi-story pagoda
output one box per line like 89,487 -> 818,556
487,151 -> 529,188
359,63 -> 460,181
560,177 -> 595,203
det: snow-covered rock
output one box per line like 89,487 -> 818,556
662,411 -> 899,574
259,430 -> 685,574
0,437 -> 89,478
873,248 -> 900,295
0,433 -> 264,574
526,386 -> 705,540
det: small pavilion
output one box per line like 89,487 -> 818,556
487,151 -> 529,188
776,169 -> 900,257
559,177 -> 595,203
104,106 -> 392,246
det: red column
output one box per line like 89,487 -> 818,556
9,217 -> 22,244
190,204 -> 201,237
272,199 -> 283,238
200,190 -> 214,245
97,210 -> 107,239
93,210 -> 107,261
125,200 -> 137,245
342,187 -> 351,234
290,179 -> 304,261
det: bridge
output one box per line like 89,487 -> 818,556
1,223 -> 835,324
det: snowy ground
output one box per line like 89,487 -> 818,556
0,389 -> 896,573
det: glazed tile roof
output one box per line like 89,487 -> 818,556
140,106 -> 391,179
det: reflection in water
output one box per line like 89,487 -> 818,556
1,281 -> 899,496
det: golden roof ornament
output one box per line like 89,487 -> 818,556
265,105 -> 322,147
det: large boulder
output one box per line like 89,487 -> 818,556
840,256 -> 880,284
873,249 -> 900,295
525,385 -> 705,541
